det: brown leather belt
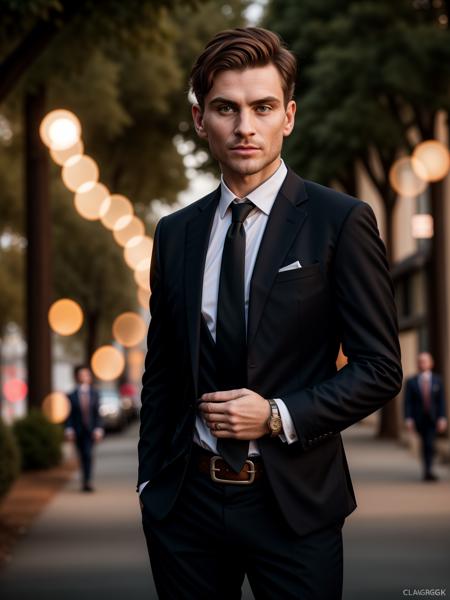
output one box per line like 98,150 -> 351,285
193,446 -> 264,485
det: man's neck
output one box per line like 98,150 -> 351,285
221,157 -> 282,198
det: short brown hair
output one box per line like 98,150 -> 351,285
189,27 -> 297,110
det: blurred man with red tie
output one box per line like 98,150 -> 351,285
405,352 -> 447,481
64,365 -> 104,492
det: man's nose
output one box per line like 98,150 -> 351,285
234,109 -> 256,138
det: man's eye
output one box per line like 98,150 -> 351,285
256,105 -> 271,113
218,105 -> 234,113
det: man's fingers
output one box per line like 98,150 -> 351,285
199,401 -> 231,415
202,411 -> 234,425
200,388 -> 246,402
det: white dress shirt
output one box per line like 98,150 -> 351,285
139,158 -> 298,495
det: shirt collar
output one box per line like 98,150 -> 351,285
219,158 -> 288,219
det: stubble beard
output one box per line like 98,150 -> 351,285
220,148 -> 282,180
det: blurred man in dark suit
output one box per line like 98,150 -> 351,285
404,352 -> 447,481
64,365 -> 104,492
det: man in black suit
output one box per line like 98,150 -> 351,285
137,27 -> 402,599
404,352 -> 447,481
64,365 -> 104,492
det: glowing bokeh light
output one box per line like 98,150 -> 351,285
91,346 -> 125,381
112,312 -> 147,347
137,287 -> 151,310
61,155 -> 99,192
134,260 -> 151,292
128,348 -> 145,367
74,183 -> 110,220
50,140 -> 84,166
40,109 -> 81,151
389,157 -> 428,196
124,236 -> 153,269
412,213 -> 434,239
412,140 -> 450,182
128,349 -> 145,382
113,216 -> 145,247
3,379 -> 28,403
42,392 -> 71,423
99,194 -> 133,230
48,299 -> 83,336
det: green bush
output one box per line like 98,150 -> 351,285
0,418 -> 21,499
13,409 -> 63,470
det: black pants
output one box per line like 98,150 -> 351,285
141,446 -> 344,600
75,430 -> 94,485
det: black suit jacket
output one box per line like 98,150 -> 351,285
404,373 -> 446,428
65,388 -> 102,436
137,166 -> 403,536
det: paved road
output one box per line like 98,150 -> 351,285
0,421 -> 449,599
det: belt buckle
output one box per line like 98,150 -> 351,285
209,455 -> 256,485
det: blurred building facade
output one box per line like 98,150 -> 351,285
356,110 -> 450,455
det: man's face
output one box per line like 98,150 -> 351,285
192,64 -> 295,182
417,353 -> 433,372
77,368 -> 92,385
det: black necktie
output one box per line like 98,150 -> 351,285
215,199 -> 255,472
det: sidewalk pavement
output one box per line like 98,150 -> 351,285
342,423 -> 450,599
0,421 -> 448,599
0,422 -> 153,599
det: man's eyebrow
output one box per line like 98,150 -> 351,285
208,97 -> 237,106
208,96 -> 282,107
251,96 -> 281,105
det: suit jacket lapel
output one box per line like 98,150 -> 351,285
183,168 -> 308,395
247,168 -> 309,347
184,186 -> 221,397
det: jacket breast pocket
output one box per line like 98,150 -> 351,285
274,262 -> 322,284
268,262 -> 327,319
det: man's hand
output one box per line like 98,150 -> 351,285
437,417 -> 448,434
92,428 -> 104,442
64,428 -> 76,442
199,388 -> 271,440
405,418 -> 415,433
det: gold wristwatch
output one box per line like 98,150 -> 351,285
266,398 -> 282,437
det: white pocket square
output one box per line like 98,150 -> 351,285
278,260 -> 302,272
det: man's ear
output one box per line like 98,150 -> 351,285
192,103 -> 208,140
283,100 -> 296,138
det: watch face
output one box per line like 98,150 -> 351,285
270,416 -> 282,433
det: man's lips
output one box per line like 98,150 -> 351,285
230,146 -> 260,154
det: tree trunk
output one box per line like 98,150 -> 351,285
0,2 -> 83,102
377,199 -> 401,439
25,86 -> 52,410
0,338 -> 3,418
428,179 -> 447,374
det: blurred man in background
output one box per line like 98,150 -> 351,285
404,352 -> 447,481
64,365 -> 104,492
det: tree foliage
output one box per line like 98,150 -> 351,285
0,0 -> 247,351
264,0 -> 450,257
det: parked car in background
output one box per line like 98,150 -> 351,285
99,389 -> 127,432
119,381 -> 139,423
